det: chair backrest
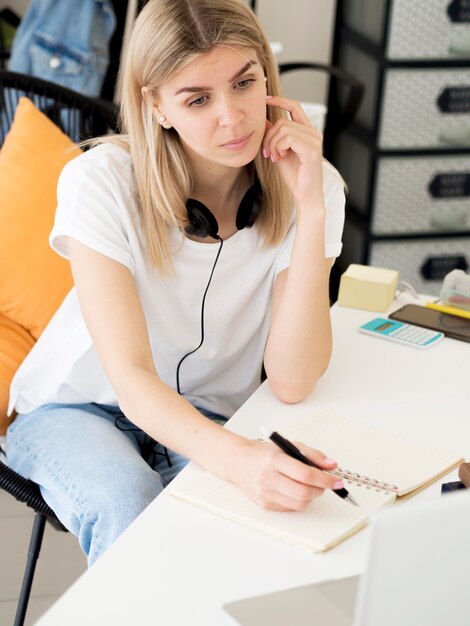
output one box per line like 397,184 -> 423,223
0,68 -> 118,145
278,62 -> 364,158
0,70 -> 118,517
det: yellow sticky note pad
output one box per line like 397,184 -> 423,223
338,264 -> 399,312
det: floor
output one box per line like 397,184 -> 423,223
0,488 -> 86,626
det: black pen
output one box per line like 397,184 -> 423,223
266,429 -> 359,507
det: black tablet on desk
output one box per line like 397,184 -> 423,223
389,304 -> 470,343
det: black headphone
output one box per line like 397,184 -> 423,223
185,176 -> 262,239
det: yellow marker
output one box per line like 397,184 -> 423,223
425,301 -> 470,320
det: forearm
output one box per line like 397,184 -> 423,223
115,365 -> 246,480
264,208 -> 332,403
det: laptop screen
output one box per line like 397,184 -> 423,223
224,491 -> 470,626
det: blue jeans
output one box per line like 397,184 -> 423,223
6,403 -> 226,566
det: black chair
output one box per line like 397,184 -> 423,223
0,69 -> 118,144
278,61 -> 364,158
0,68 -> 117,626
278,62 -> 363,302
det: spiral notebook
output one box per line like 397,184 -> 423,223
169,413 -> 463,552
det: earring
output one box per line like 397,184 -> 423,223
264,76 -> 267,82
158,114 -> 172,129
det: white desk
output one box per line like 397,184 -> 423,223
36,296 -> 470,626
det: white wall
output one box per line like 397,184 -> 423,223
0,0 -> 30,14
256,0 -> 337,105
2,0 -> 337,105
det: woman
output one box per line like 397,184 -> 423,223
7,0 -> 345,566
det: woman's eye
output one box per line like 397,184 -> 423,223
189,96 -> 207,107
236,78 -> 254,90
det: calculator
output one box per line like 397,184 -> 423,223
359,318 -> 444,349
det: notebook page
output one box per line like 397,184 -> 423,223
170,472 -> 395,553
285,413 -> 463,495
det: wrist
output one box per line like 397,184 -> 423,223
220,433 -> 256,483
295,202 -> 325,220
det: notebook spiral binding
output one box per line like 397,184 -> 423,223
332,467 -> 399,494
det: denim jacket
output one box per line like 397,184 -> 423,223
8,0 -> 116,97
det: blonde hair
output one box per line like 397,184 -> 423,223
105,0 -> 292,272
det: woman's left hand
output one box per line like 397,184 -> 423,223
263,96 -> 324,209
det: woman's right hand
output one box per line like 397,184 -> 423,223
228,438 -> 341,512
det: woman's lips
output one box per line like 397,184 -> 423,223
221,132 -> 253,150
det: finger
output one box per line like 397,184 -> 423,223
271,471 -> 326,505
295,443 -> 338,470
266,95 -> 311,126
274,131 -> 322,162
264,121 -> 322,162
259,485 -> 325,512
275,453 -> 339,491
264,120 -> 321,151
264,117 -> 316,146
262,118 -> 275,159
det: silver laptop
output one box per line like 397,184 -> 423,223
223,490 -> 470,626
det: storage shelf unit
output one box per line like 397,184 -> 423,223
331,0 -> 470,296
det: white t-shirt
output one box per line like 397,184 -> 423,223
9,143 -> 345,418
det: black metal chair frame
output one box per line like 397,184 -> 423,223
278,61 -> 364,302
0,69 -> 117,145
278,61 -> 364,158
0,68 -> 117,626
0,456 -> 66,626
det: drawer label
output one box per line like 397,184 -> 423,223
447,0 -> 470,23
437,87 -> 470,113
421,255 -> 469,280
429,172 -> 470,198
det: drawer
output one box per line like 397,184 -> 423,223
369,237 -> 470,295
372,155 -> 470,235
338,44 -> 470,148
332,132 -> 470,235
338,220 -> 470,296
342,0 -> 470,60
380,68 -> 470,148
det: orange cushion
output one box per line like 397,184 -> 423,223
0,97 -> 81,340
0,314 -> 36,434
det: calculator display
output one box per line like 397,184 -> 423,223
376,322 -> 393,332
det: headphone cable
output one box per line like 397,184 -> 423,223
176,236 -> 224,395
110,238 -> 224,470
